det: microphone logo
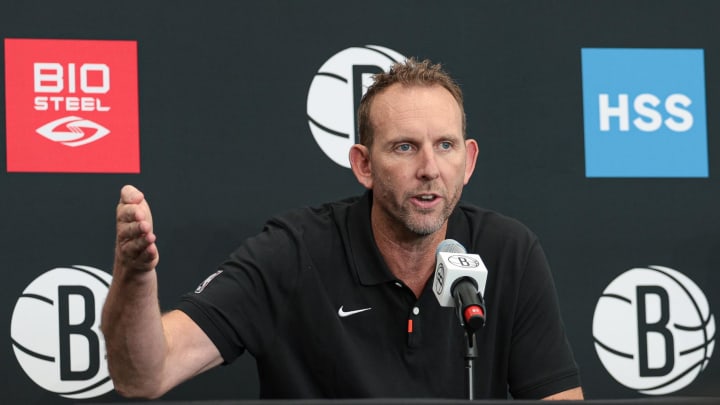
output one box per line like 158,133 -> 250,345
434,263 -> 446,295
448,255 -> 480,268
434,247 -> 488,308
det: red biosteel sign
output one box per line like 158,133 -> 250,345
4,38 -> 139,173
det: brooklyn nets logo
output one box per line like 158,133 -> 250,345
448,254 -> 480,268
10,266 -> 114,399
592,266 -> 715,395
306,45 -> 406,168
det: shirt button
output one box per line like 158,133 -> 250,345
412,306 -> 420,315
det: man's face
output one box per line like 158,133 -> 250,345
358,83 -> 477,237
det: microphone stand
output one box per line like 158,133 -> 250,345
464,330 -> 479,400
453,283 -> 486,400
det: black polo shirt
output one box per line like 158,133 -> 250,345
177,191 -> 580,399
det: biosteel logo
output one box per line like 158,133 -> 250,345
4,38 -> 139,173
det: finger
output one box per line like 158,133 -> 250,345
116,204 -> 148,224
120,184 -> 145,205
139,243 -> 159,264
117,241 -> 158,270
117,220 -> 153,244
116,205 -> 137,223
118,230 -> 156,258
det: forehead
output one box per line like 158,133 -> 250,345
369,84 -> 463,138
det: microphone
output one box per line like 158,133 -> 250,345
432,239 -> 488,332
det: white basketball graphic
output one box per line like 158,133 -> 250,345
592,266 -> 715,395
306,45 -> 406,168
10,266 -> 114,399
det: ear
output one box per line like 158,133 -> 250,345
463,139 -> 479,185
349,144 -> 373,189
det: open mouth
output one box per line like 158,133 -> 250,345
414,194 -> 440,203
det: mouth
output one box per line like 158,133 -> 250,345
412,193 -> 442,207
417,194 -> 437,201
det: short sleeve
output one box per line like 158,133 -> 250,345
176,219 -> 303,364
507,240 -> 581,398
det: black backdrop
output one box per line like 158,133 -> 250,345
1,1 -> 718,403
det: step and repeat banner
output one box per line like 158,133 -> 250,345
1,0 -> 718,403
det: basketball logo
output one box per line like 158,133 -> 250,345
592,266 -> 715,395
306,45 -> 406,168
10,265 -> 114,399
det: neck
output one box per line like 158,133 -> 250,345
371,211 -> 447,298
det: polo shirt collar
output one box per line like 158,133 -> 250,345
347,191 -> 472,286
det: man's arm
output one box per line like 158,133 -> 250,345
507,239 -> 583,399
101,185 -> 223,399
543,386 -> 584,400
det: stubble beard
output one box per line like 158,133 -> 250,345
379,183 -> 462,237
398,196 -> 448,235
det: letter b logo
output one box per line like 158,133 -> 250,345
636,286 -> 674,377
592,266 -> 715,395
58,285 -> 100,381
306,45 -> 406,168
10,266 -> 114,399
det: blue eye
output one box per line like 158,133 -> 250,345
439,141 -> 452,150
397,144 -> 412,152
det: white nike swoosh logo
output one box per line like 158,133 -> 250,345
338,305 -> 372,318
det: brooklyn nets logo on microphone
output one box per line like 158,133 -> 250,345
448,255 -> 480,268
592,266 -> 715,395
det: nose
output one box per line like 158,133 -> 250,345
417,146 -> 440,181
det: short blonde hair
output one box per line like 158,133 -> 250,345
357,58 -> 466,148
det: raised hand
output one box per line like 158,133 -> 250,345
114,185 -> 159,273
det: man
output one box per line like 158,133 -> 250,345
102,58 -> 583,400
